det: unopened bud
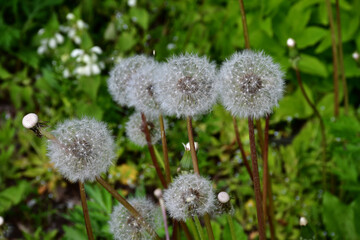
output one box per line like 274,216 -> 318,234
352,51 -> 359,61
22,113 -> 39,129
0,216 -> 4,226
218,192 -> 230,203
183,142 -> 199,151
287,38 -> 296,48
154,188 -> 162,199
300,216 -> 308,226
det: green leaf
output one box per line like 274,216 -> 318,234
296,27 -> 328,49
116,32 -> 136,52
222,218 -> 247,240
298,54 -> 328,77
77,75 -> 101,101
130,8 -> 149,30
62,225 -> 87,240
0,181 -> 31,214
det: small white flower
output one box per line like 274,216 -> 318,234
63,68 -> 70,78
0,216 -> 3,226
81,54 -> 91,64
40,39 -> 48,45
183,142 -> 198,151
71,49 -> 84,58
76,19 -> 87,29
91,64 -> 101,75
66,13 -> 75,21
37,45 -> 47,55
38,28 -> 45,35
128,0 -> 136,7
91,46 -> 102,54
74,36 -> 81,45
22,113 -> 39,129
48,38 -> 57,49
167,43 -> 176,50
55,33 -> 64,44
287,38 -> 296,48
353,51 -> 359,61
300,217 -> 308,226
68,28 -> 76,38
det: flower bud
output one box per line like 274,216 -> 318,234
0,216 -> 4,226
300,216 -> 308,226
154,188 -> 162,199
22,113 -> 39,129
352,51 -> 359,61
217,192 -> 230,203
287,38 -> 296,48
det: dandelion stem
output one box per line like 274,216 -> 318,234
78,182 -> 94,240
227,214 -> 236,240
187,218 -> 200,240
335,0 -> 348,115
180,221 -> 193,240
159,114 -> 171,184
295,68 -> 327,189
141,113 -> 168,188
171,220 -> 179,240
238,0 -> 250,49
186,116 -> 200,175
267,177 -> 276,240
248,117 -> 266,240
96,177 -> 161,240
194,216 -> 205,240
159,198 -> 170,240
325,0 -> 340,117
256,120 -> 265,152
203,213 -> 215,240
233,116 -> 253,181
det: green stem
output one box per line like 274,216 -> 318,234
79,182 -> 94,240
238,0 -> 250,49
180,221 -> 193,240
186,116 -> 200,174
159,114 -> 172,184
227,214 -> 236,240
187,218 -> 200,240
96,177 -> 161,240
203,213 -> 215,240
194,216 -> 205,240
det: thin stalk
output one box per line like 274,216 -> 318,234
179,221 -> 193,240
325,0 -> 340,117
256,120 -> 265,152
203,213 -> 215,240
79,182 -> 94,240
141,113 -> 167,188
159,114 -> 171,184
96,177 -> 161,240
186,116 -> 200,174
227,214 -> 236,240
194,216 -> 205,240
295,68 -> 327,189
187,218 -> 200,240
232,116 -> 253,181
159,198 -> 170,240
172,220 -> 179,240
335,0 -> 349,115
262,116 -> 276,240
248,117 -> 266,240
238,0 -> 250,49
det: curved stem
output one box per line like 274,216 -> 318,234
248,117 -> 266,240
141,113 -> 167,188
238,0 -> 250,49
335,0 -> 348,115
233,117 -> 253,181
194,216 -> 205,240
325,0 -> 340,117
79,182 -> 94,240
186,116 -> 200,174
203,213 -> 215,240
96,177 -> 161,240
295,68 -> 327,189
227,214 -> 236,240
180,221 -> 193,240
159,114 -> 171,184
159,198 -> 170,240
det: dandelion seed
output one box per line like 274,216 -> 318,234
47,117 -> 116,183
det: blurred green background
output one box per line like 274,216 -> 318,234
0,0 -> 360,239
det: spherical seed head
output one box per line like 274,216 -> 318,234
126,62 -> 161,118
108,55 -> 155,107
22,113 -> 39,129
299,217 -> 308,226
153,53 -> 217,118
154,188 -> 162,199
126,112 -> 164,147
47,117 -> 116,183
109,198 -> 161,240
287,38 -> 296,48
217,192 -> 230,203
217,50 -> 284,119
163,173 -> 215,221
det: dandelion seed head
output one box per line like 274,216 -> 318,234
153,53 -> 217,118
163,173 -> 215,220
109,198 -> 161,240
108,55 -> 155,107
47,117 -> 116,183
217,50 -> 284,119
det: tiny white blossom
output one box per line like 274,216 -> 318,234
71,49 -> 84,58
91,64 -> 101,75
128,0 -> 136,7
74,36 -> 81,45
287,38 -> 296,48
353,51 -> 359,61
48,38 -> 57,49
37,45 -> 47,55
63,68 -> 70,78
66,13 -> 75,21
0,216 -> 3,226
38,28 -> 45,35
68,29 -> 76,38
76,19 -> 87,29
300,217 -> 308,226
91,46 -> 102,54
55,33 -> 64,44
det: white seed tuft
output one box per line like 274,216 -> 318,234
217,192 -> 230,203
47,117 -> 116,183
217,50 -> 284,119
22,113 -> 39,129
109,198 -> 161,240
286,38 -> 296,48
300,216 -> 308,226
153,53 -> 217,118
108,55 -> 155,107
163,173 -> 215,221
352,51 -> 359,61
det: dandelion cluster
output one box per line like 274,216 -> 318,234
108,55 -> 154,106
163,174 -> 215,220
125,112 -> 163,147
217,50 -> 284,119
47,117 -> 115,183
153,53 -> 217,118
109,198 -> 161,240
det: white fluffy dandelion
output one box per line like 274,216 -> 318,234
109,198 -> 161,240
47,117 -> 116,183
153,53 -> 217,118
217,50 -> 284,119
108,55 -> 155,107
126,62 -> 162,118
126,112 -> 164,147
163,174 -> 215,220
